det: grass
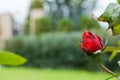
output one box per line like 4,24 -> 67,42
0,67 -> 116,80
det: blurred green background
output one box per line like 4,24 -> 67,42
0,0 -> 119,80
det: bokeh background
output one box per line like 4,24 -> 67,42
0,0 -> 119,80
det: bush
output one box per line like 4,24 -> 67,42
5,31 -> 120,71
79,15 -> 101,31
56,18 -> 74,32
35,17 -> 52,34
5,32 -> 100,70
31,0 -> 43,9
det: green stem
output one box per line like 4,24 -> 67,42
105,73 -> 120,80
99,63 -> 117,78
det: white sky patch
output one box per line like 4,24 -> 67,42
0,0 -> 31,23
0,0 -> 118,25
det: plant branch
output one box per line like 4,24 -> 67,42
99,63 -> 117,78
105,73 -> 120,80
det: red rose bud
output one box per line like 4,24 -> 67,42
80,30 -> 103,54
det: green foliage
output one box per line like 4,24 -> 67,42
99,37 -> 120,71
79,15 -> 101,31
96,34 -> 120,71
118,0 -> 120,4
103,46 -> 119,62
112,23 -> 120,35
98,3 -> 120,35
103,46 -> 118,52
103,40 -> 120,61
35,17 -> 52,34
108,50 -> 118,61
0,51 -> 27,66
31,0 -> 43,9
5,32 -> 100,70
56,18 -> 74,32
